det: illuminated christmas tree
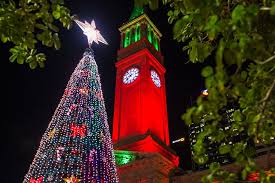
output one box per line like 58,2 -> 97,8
23,20 -> 118,183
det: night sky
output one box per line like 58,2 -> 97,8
2,0 -> 205,182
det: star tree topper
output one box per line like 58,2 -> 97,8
75,19 -> 108,47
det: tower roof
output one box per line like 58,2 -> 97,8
119,13 -> 162,38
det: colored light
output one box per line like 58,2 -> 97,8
153,34 -> 159,51
114,151 -> 136,166
124,30 -> 130,48
148,27 -> 152,43
135,24 -> 141,42
202,89 -> 209,96
172,137 -> 185,144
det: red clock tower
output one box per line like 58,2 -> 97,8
113,7 -> 179,183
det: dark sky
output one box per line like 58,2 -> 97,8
2,0 -> 204,182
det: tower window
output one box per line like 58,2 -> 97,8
135,24 -> 141,42
147,26 -> 159,51
147,26 -> 152,43
153,34 -> 159,51
124,30 -> 131,48
131,29 -> 135,44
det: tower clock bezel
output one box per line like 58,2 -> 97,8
150,69 -> 161,88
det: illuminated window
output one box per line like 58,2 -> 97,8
124,30 -> 131,48
147,26 -> 152,43
153,33 -> 159,51
135,24 -> 140,42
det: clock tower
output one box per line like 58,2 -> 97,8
113,7 -> 179,182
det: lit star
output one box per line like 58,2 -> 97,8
75,19 -> 108,47
63,175 -> 81,183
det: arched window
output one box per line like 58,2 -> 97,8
147,26 -> 153,43
124,29 -> 131,48
135,24 -> 141,42
153,33 -> 159,51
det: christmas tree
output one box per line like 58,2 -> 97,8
24,20 -> 118,183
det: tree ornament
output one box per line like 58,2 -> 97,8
99,131 -> 105,141
48,128 -> 56,140
56,146 -> 65,161
64,89 -> 71,96
29,176 -> 43,183
71,149 -> 80,156
79,70 -> 89,77
47,175 -> 54,181
89,148 -> 96,162
79,87 -> 89,95
70,123 -> 87,138
63,175 -> 81,183
95,91 -> 103,99
87,131 -> 93,137
67,104 -> 78,115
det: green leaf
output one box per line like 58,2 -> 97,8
270,4 -> 275,15
241,169 -> 247,180
195,154 -> 208,165
53,33 -> 61,50
1,35 -> 8,43
241,71 -> 247,80
231,142 -> 246,158
209,162 -> 220,172
216,39 -> 225,67
48,23 -> 59,32
29,61 -> 37,69
35,23 -> 48,30
231,5 -> 246,23
204,15 -> 219,40
26,56 -> 34,63
201,66 -> 213,77
188,39 -> 212,63
9,54 -> 17,62
17,56 -> 24,64
233,110 -> 242,122
52,10 -> 60,19
219,144 -> 231,154
182,107 -> 196,125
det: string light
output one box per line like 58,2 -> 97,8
23,49 -> 119,183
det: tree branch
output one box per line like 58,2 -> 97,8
256,79 -> 275,142
260,79 -> 275,103
260,7 -> 271,11
255,55 -> 275,65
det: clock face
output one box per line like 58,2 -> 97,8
150,70 -> 161,88
123,67 -> 139,84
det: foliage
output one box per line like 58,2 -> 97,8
136,0 -> 275,182
0,0 -> 72,69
